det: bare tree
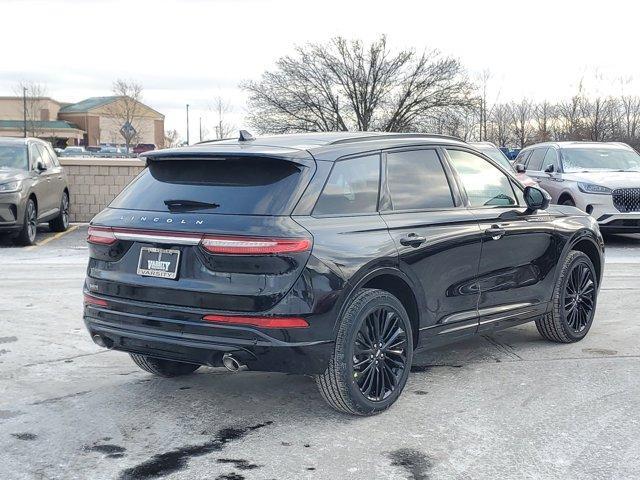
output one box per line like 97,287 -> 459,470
487,103 -> 512,147
103,79 -> 147,153
510,99 -> 533,148
532,101 -> 555,142
13,81 -> 49,137
164,129 -> 181,148
210,96 -> 235,139
242,35 -> 473,133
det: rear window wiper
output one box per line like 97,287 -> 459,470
164,199 -> 220,211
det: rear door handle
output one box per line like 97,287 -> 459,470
485,225 -> 506,241
400,233 -> 427,247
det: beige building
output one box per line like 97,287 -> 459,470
0,96 -> 84,145
0,95 -> 164,149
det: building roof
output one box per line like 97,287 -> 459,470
0,120 -> 82,131
58,96 -> 119,113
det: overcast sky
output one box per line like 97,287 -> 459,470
2,0 -> 639,142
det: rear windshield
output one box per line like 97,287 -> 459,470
109,158 -> 309,215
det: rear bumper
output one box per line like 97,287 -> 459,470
83,293 -> 334,375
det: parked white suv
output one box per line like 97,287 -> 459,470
515,141 -> 640,233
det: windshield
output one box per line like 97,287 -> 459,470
562,147 -> 640,172
0,145 -> 28,170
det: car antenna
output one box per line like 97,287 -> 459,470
238,130 -> 255,142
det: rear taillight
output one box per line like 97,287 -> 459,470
84,293 -> 108,307
200,235 -> 311,255
202,314 -> 309,329
87,226 -> 116,245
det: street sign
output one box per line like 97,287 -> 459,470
120,122 -> 137,137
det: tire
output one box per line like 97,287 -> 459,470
14,198 -> 37,246
561,197 -> 576,207
129,354 -> 200,377
49,192 -> 70,232
536,251 -> 598,343
316,288 -> 413,416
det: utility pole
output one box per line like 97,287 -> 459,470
186,104 -> 190,145
22,87 -> 27,138
199,117 -> 202,142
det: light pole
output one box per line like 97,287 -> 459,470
199,117 -> 202,142
186,104 -> 190,145
22,87 -> 27,138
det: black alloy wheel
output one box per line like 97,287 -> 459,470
536,251 -> 598,343
562,260 -> 596,333
50,192 -> 70,232
15,198 -> 37,246
316,288 -> 413,415
353,306 -> 408,402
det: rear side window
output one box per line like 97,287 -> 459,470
447,149 -> 517,207
314,155 -> 380,216
527,148 -> 547,171
110,158 -> 308,215
386,149 -> 454,210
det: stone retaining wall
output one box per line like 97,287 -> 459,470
58,157 -> 146,222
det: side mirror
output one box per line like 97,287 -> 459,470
524,186 -> 550,212
36,161 -> 47,172
515,163 -> 526,173
544,164 -> 555,173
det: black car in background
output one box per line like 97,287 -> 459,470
0,137 -> 70,245
84,132 -> 604,415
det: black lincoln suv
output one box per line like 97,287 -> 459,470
83,132 -> 604,415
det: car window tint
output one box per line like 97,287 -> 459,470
447,149 -> 517,207
543,148 -> 558,170
314,155 -> 380,216
527,148 -> 547,171
510,179 -> 525,205
29,144 -> 44,170
515,150 -> 531,165
47,145 -> 60,166
386,149 -> 454,210
38,144 -> 55,168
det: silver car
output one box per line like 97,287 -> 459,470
515,141 -> 640,233
0,137 -> 70,245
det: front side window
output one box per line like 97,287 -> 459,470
515,150 -> 531,165
386,149 -> 454,210
37,144 -> 55,168
314,155 -> 380,216
543,148 -> 558,170
527,148 -> 547,171
29,144 -> 45,170
447,149 -> 517,207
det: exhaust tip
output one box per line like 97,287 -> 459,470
222,353 -> 246,372
92,334 -> 113,349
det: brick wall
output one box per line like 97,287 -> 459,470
58,157 -> 146,222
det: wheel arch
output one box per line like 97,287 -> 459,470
336,267 -> 423,348
558,191 -> 575,205
28,191 -> 38,214
556,230 -> 604,288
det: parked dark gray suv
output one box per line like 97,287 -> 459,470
0,137 -> 70,245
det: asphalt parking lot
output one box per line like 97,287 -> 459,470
1,226 -> 639,480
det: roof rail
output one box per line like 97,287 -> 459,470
328,133 -> 465,145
